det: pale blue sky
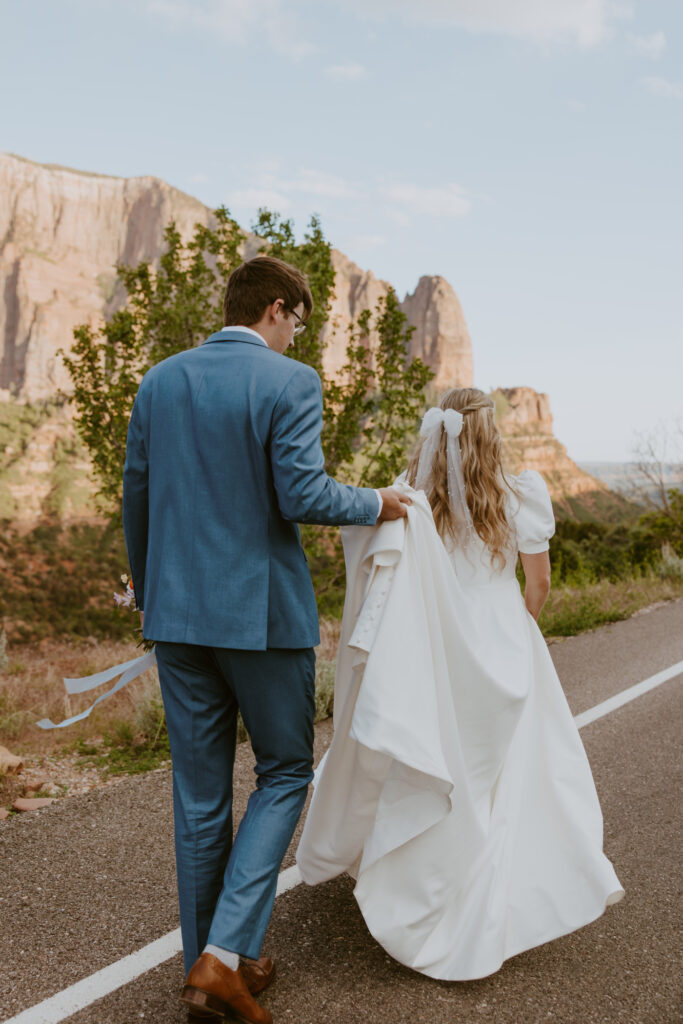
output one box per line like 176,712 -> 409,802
1,0 -> 681,461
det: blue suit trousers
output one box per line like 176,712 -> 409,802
155,642 -> 316,971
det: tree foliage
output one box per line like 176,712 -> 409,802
251,210 -> 332,373
637,488 -> 683,554
62,208 -> 433,612
301,291 -> 433,613
60,207 -> 244,513
542,491 -> 683,590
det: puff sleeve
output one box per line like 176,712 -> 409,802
510,470 -> 555,554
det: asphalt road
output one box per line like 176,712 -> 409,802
1,600 -> 681,1024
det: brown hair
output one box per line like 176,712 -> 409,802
406,387 -> 516,568
222,255 -> 313,327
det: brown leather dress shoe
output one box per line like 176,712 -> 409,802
186,958 -> 276,1018
181,953 -> 272,1024
186,957 -> 276,1019
240,957 -> 276,996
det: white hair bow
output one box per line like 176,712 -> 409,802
420,406 -> 463,439
415,406 -> 474,546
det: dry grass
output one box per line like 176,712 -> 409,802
3,573 -> 681,762
317,617 -> 342,662
2,576 -> 680,804
0,637 -> 156,757
0,621 -> 344,762
540,575 -> 683,636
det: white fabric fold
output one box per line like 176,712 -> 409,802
297,484 -> 623,980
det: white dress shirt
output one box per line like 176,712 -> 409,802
222,326 -> 383,518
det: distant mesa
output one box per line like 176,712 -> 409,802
321,250 -> 474,392
494,387 -> 632,520
0,152 -> 211,401
0,151 -> 623,521
0,151 -> 473,402
401,275 -> 473,391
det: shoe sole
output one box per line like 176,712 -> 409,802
181,986 -> 265,1024
181,986 -> 227,1018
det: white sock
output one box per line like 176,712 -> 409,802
203,944 -> 239,971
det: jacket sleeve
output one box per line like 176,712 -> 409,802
122,389 -> 150,610
270,365 -> 379,526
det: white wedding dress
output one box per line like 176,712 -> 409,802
296,471 -> 624,981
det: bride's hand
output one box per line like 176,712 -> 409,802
378,487 -> 412,521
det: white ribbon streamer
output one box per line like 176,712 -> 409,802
37,650 -> 157,730
415,406 -> 475,546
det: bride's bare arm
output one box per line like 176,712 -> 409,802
519,551 -> 551,620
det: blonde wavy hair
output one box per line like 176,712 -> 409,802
406,388 -> 515,568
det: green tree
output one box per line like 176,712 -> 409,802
251,210 -> 333,373
61,207 -> 244,514
62,208 -> 433,611
301,290 -> 433,614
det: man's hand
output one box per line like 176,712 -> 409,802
378,487 -> 412,521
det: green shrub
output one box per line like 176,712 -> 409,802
0,520 -> 132,644
659,542 -> 683,580
314,660 -> 336,721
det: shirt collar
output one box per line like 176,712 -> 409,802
221,325 -> 268,347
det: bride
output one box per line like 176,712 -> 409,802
296,387 -> 624,981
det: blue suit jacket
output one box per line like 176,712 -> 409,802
122,329 -> 379,649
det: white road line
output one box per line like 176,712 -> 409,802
3,662 -> 681,1024
3,873 -> 305,1024
573,660 -> 683,729
2,930 -> 182,1024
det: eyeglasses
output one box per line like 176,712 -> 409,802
288,308 -> 307,336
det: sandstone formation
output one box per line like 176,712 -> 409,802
401,275 -> 473,390
0,403 -> 96,520
320,248 -> 394,379
0,745 -> 24,774
0,152 -> 621,521
0,152 -> 475,400
321,254 -> 474,390
12,796 -> 56,811
494,387 -> 626,516
0,153 -> 212,400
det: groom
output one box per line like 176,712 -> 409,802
123,255 -> 410,1023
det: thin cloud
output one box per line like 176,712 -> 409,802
222,166 -> 361,219
385,182 -> 470,218
629,30 -> 666,59
229,167 -> 470,222
384,207 -> 412,228
285,168 -> 360,199
339,0 -> 633,48
148,0 -> 314,59
567,99 -> 586,113
227,188 -> 292,212
237,167 -> 361,203
346,233 -> 386,249
641,76 -> 683,100
325,64 -> 368,81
